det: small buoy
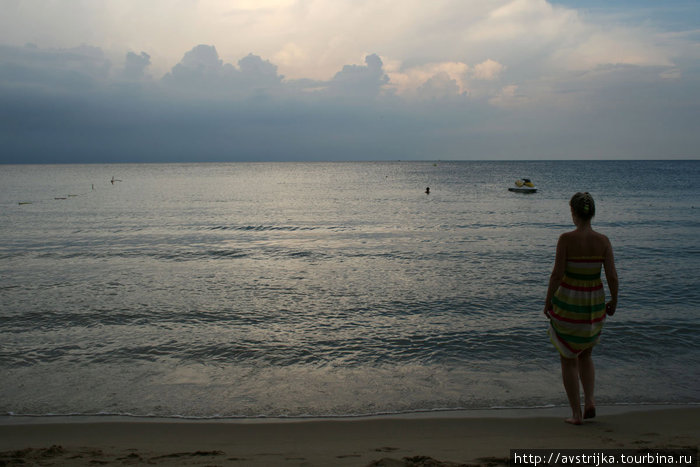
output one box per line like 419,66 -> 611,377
425,187 -> 430,194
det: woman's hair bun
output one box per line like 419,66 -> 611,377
570,192 -> 595,220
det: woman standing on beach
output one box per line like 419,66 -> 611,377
544,192 -> 619,425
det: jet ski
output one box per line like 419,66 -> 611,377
508,178 -> 537,193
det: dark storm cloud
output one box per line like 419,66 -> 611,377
123,51 -> 151,81
161,45 -> 284,97
0,44 -> 431,163
0,44 -> 110,92
418,73 -> 462,100
1,42 -> 698,163
327,54 -> 390,98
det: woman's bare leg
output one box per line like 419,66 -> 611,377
560,355 -> 582,424
578,348 -> 596,418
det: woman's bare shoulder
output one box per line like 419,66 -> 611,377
558,230 -> 579,242
556,231 -> 579,253
593,230 -> 612,245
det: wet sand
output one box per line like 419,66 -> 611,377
0,406 -> 698,466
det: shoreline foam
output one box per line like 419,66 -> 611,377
2,402 -> 697,425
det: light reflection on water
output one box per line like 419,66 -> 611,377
1,161 -> 699,417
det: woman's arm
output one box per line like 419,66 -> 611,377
603,236 -> 619,315
544,234 -> 567,316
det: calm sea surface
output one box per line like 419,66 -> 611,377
1,161 -> 698,418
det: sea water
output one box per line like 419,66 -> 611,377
1,161 -> 698,418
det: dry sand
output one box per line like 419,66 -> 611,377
0,406 -> 697,466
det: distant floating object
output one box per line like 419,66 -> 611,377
18,202 -> 32,205
508,178 -> 537,193
111,176 -> 122,185
425,187 -> 430,194
54,197 -> 67,200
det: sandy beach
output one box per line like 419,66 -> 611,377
0,406 -> 697,466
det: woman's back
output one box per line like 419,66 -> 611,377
561,229 -> 611,259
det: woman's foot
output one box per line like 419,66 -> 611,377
565,417 -> 583,425
583,406 -> 596,419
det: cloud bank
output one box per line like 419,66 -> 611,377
0,0 -> 698,162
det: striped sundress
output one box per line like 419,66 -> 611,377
548,256 -> 607,359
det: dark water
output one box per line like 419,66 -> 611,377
1,161 -> 698,417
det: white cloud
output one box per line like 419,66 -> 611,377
552,28 -> 676,71
472,59 -> 505,81
489,84 -> 529,108
224,0 -> 297,11
0,0 -> 688,84
272,43 -> 308,70
385,58 -> 506,98
386,61 -> 469,96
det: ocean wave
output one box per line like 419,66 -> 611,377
208,224 -> 318,232
1,248 -> 252,261
4,401 -> 700,422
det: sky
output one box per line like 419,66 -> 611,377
0,0 -> 699,163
